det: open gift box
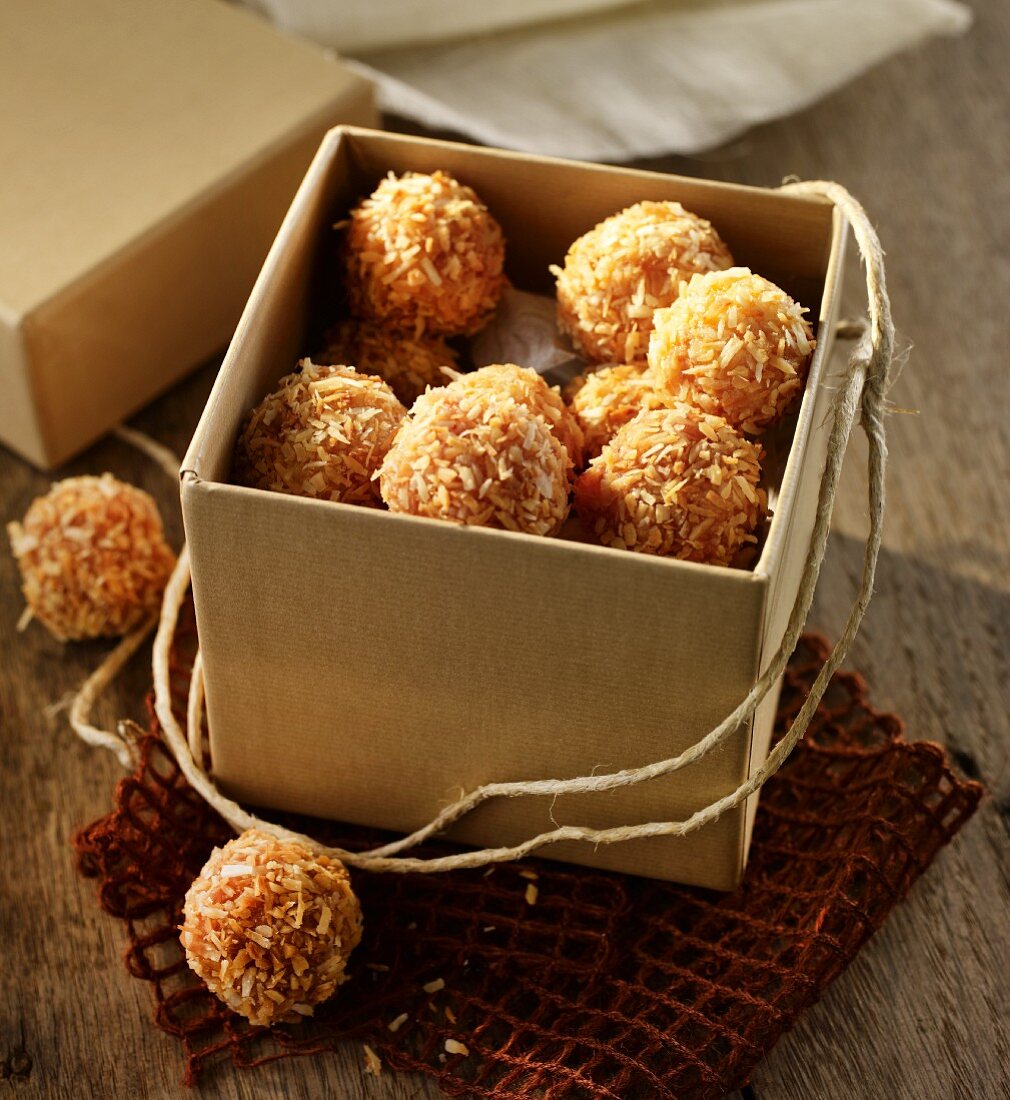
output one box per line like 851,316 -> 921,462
181,126 -> 847,890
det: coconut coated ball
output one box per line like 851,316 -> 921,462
7,474 -> 176,641
552,201 -> 733,366
343,170 -> 506,338
573,403 -> 765,565
181,829 -> 363,1027
648,268 -> 816,434
452,363 -> 584,470
565,363 -> 670,461
234,360 -> 406,505
315,319 -> 458,406
379,380 -> 571,537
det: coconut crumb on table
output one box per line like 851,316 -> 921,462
363,1043 -> 383,1076
387,1012 -> 409,1033
423,977 -> 446,994
525,883 -> 539,906
444,1039 -> 470,1057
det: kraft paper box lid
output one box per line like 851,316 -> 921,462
0,0 -> 375,469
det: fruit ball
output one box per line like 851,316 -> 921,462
315,319 -> 459,406
343,170 -> 506,338
452,362 -> 584,470
552,201 -> 733,366
573,403 -> 765,565
565,362 -> 669,461
181,829 -> 363,1027
379,376 -> 572,537
234,360 -> 406,505
648,267 -> 815,434
7,474 -> 175,641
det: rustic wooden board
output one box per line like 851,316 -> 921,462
2,2 -> 1008,1095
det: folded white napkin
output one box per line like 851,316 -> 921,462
243,0 -> 970,161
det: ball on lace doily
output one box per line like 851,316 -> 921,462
6,474 -> 175,641
452,362 -> 584,469
343,170 -> 506,337
181,829 -> 363,1027
648,268 -> 816,435
379,375 -> 572,537
573,403 -> 765,565
552,201 -> 733,366
565,363 -> 670,461
234,360 -> 406,505
315,318 -> 458,406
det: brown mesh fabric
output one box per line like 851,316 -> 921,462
73,607 -> 982,1097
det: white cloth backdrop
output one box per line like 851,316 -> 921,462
241,0 -> 971,161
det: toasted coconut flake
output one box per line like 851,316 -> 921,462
648,268 -> 815,434
444,1039 -> 470,1057
315,318 -> 459,406
180,829 -> 362,1028
379,371 -> 572,538
423,977 -> 446,994
233,360 -> 406,505
524,883 -> 539,905
574,403 -> 766,566
220,864 -> 253,878
363,1043 -> 383,1077
7,474 -> 175,642
388,1013 -> 409,1033
554,201 -> 733,366
344,170 -> 506,337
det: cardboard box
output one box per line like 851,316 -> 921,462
182,127 -> 846,889
0,0 -> 375,469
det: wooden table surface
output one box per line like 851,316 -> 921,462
3,3 -> 1008,1097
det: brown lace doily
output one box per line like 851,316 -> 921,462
73,613 -> 982,1097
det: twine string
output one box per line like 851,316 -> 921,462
75,180 -> 893,874
68,620 -> 154,770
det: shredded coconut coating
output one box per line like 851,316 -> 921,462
7,474 -> 175,641
379,379 -> 572,537
181,829 -> 362,1028
573,403 -> 766,565
315,319 -> 458,406
648,268 -> 816,435
565,363 -> 670,461
343,170 -> 506,338
234,360 -> 406,505
452,363 -> 584,470
552,201 -> 733,366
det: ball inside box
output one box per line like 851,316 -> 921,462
180,127 -> 846,889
